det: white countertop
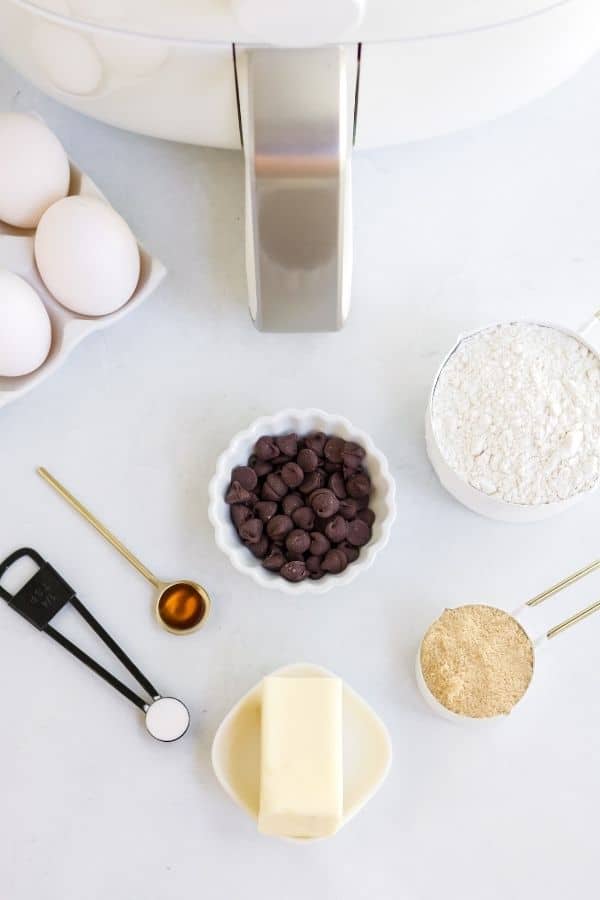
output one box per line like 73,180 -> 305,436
2,53 -> 600,900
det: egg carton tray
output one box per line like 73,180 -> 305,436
0,163 -> 166,410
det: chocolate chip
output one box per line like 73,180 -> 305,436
254,436 -> 280,461
309,532 -> 330,556
346,519 -> 371,547
231,465 -> 258,491
276,433 -> 298,457
324,515 -> 348,544
346,472 -> 371,499
306,555 -> 322,575
304,431 -> 327,455
231,504 -> 252,529
282,493 -> 303,516
299,470 -> 326,494
292,506 -> 315,530
251,458 -> 273,478
281,462 -> 304,488
262,548 -> 286,571
254,500 -> 278,523
324,437 -> 345,464
321,549 -> 347,574
328,471 -> 347,499
285,529 -> 311,555
239,517 -> 263,544
225,481 -> 254,505
338,498 -> 358,520
248,535 -> 269,558
341,441 -> 366,470
338,541 -> 360,563
309,488 -> 339,519
357,508 -> 376,527
280,561 -> 307,582
297,448 -> 319,472
309,571 -> 325,580
265,472 -> 288,498
266,515 -> 294,541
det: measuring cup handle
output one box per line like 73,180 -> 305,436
579,311 -> 600,352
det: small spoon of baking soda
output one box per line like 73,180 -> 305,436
38,467 -> 211,635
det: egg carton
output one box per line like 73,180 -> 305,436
0,163 -> 166,410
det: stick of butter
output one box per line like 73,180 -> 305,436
258,675 -> 343,839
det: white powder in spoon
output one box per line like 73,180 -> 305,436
432,323 -> 600,506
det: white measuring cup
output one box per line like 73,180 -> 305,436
417,556 -> 600,723
425,312 -> 600,522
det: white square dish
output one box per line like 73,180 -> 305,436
211,662 -> 392,841
0,164 -> 166,409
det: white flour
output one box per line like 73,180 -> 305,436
432,323 -> 600,505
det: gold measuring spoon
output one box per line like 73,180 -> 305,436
38,467 -> 211,636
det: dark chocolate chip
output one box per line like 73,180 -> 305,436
292,506 -> 315,530
231,465 -> 258,491
266,515 -> 294,541
265,472 -> 288,498
306,555 -> 323,575
321,549 -> 347,574
346,472 -> 371,499
231,504 -> 252,528
254,500 -> 278,523
324,437 -> 345,464
328,471 -> 347,499
248,535 -> 269,558
338,541 -> 360,564
338,498 -> 357,520
299,470 -> 326,494
225,481 -> 254,505
309,488 -> 340,519
262,548 -> 286,571
239,517 -> 263,544
324,515 -> 348,544
276,433 -> 298,457
309,532 -> 330,556
255,436 -> 281,461
309,571 -> 326,580
346,518 -> 372,547
286,529 -> 311,555
282,493 -> 303,516
304,431 -> 327,455
251,459 -> 273,477
297,448 -> 319,473
341,442 -> 366,470
281,462 -> 304,488
357,508 -> 376,527
280,561 -> 307,582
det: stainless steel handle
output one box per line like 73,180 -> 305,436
235,46 -> 357,332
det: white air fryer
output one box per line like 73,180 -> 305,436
1,0 -> 599,330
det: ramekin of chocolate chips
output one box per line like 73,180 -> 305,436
208,411 -> 396,594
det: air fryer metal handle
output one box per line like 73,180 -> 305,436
235,46 -> 357,332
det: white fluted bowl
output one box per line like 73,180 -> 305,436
208,409 -> 396,595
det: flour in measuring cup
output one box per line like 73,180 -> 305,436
432,323 -> 600,505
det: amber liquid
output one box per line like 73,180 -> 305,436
158,582 -> 206,632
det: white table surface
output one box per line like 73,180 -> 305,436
2,53 -> 600,900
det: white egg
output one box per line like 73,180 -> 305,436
0,113 -> 70,229
34,195 -> 141,316
0,270 -> 52,377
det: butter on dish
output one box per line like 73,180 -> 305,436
258,676 -> 343,839
211,663 -> 392,842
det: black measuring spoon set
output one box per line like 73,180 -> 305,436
0,548 -> 190,743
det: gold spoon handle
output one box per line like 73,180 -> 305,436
37,467 -> 160,589
526,558 -> 600,608
547,598 -> 600,640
